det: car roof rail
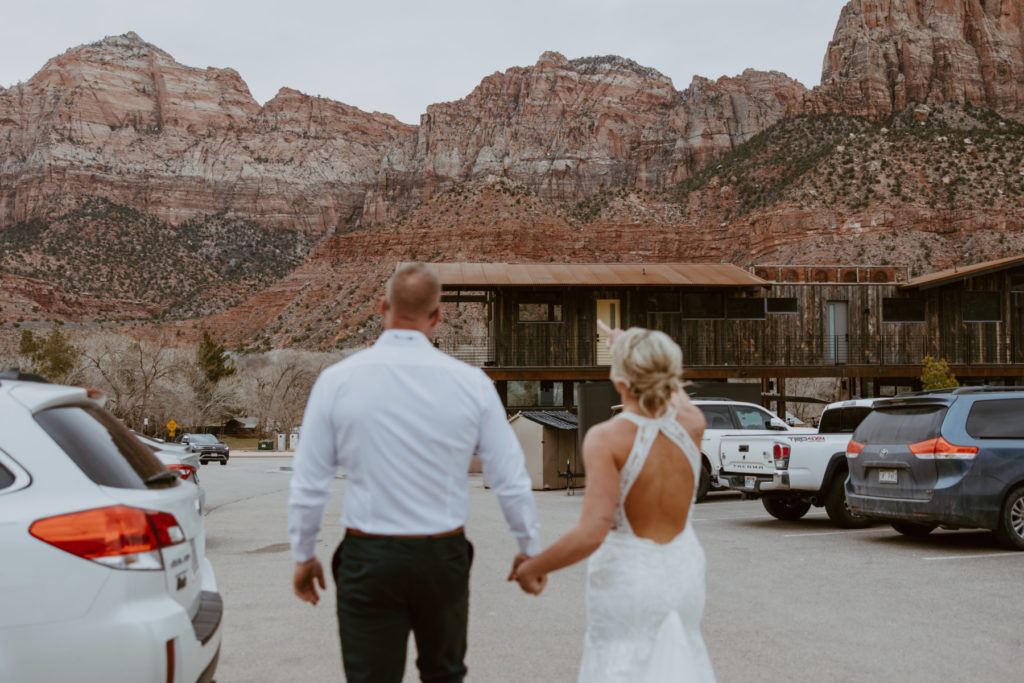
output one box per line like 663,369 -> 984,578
0,368 -> 50,383
688,396 -> 737,402
951,385 -> 1024,394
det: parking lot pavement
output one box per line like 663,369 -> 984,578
201,458 -> 1024,682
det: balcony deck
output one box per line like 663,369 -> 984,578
435,332 -> 1024,381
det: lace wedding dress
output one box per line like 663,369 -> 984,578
577,411 -> 716,683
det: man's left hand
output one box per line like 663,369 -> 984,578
293,557 -> 326,605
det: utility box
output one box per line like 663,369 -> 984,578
289,432 -> 300,450
277,433 -> 287,451
257,439 -> 274,451
509,411 -> 580,491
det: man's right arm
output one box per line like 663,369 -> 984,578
474,372 -> 541,557
287,373 -> 339,564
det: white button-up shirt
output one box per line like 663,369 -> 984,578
288,329 -> 540,562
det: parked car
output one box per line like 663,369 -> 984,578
0,370 -> 222,682
135,431 -> 201,480
718,398 -> 883,527
846,386 -> 1024,550
133,431 -> 206,514
692,398 -> 816,502
181,433 -> 230,465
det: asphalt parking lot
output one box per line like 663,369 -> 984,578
204,456 -> 1023,682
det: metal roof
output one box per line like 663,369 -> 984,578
515,411 -> 579,430
418,263 -> 769,289
900,254 -> 1024,290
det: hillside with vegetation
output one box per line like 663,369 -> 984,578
0,197 -> 306,321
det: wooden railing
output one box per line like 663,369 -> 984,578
434,332 -> 1024,368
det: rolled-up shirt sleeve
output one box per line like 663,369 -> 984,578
287,374 -> 340,562
474,372 -> 541,556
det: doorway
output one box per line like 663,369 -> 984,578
828,301 -> 849,364
596,299 -> 620,365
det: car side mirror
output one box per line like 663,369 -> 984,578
767,418 -> 788,431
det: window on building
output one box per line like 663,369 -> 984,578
682,293 -> 724,319
1009,275 -> 1024,292
962,292 -> 1001,322
517,302 -> 563,323
726,298 -> 766,320
766,297 -> 798,314
647,292 -> 680,312
882,298 -> 926,322
507,380 -> 564,407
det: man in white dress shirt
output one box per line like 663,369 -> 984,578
288,262 -> 540,683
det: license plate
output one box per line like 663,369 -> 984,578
745,476 -> 756,489
878,469 -> 898,484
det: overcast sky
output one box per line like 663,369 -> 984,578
0,0 -> 851,125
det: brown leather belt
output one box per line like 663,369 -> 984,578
345,526 -> 464,539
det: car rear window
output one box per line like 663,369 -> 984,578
34,405 -> 173,490
0,463 -> 14,490
852,405 -> 948,444
818,407 -> 873,434
965,398 -> 1024,439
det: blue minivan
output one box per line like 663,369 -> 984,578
845,387 -> 1024,550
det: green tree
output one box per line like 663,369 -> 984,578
920,355 -> 959,390
197,331 -> 236,385
18,324 -> 79,383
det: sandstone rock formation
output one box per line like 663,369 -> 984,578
0,32 -> 415,235
0,34 -> 806,236
362,53 -> 805,222
7,0 -> 1024,345
810,0 -> 1024,119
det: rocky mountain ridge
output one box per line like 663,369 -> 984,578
4,1 -> 1024,347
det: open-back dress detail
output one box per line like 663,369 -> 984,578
577,410 -> 716,683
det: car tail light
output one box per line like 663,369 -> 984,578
166,463 -> 197,481
908,437 -> 979,460
772,443 -> 790,470
847,440 -> 865,458
29,505 -> 185,570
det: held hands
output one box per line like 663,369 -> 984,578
293,557 -> 326,605
507,553 -> 547,596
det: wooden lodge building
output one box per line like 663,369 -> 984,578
429,255 -> 1024,414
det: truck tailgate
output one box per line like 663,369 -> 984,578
719,435 -> 778,474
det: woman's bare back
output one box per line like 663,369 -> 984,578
608,400 -> 705,543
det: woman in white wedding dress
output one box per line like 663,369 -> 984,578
513,327 -> 716,682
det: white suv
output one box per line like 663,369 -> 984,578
0,371 -> 222,682
692,398 -> 815,501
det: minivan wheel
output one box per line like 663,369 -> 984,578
762,495 -> 811,521
219,459 -> 227,466
824,473 -> 873,529
890,520 -> 937,537
994,486 -> 1024,551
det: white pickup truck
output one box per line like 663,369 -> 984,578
691,398 -> 816,502
716,398 -> 881,527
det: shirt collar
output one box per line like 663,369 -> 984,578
375,328 -> 433,347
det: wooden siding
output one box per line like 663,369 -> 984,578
434,265 -> 1024,376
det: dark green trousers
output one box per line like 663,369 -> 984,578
332,533 -> 474,683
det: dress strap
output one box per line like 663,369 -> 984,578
613,412 -> 661,534
614,410 -> 703,519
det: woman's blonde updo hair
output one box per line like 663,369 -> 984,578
609,328 -> 684,417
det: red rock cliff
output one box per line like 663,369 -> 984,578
0,32 -> 416,235
362,53 -> 805,222
810,0 -> 1024,119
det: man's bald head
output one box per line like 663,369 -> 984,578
384,263 -> 441,328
